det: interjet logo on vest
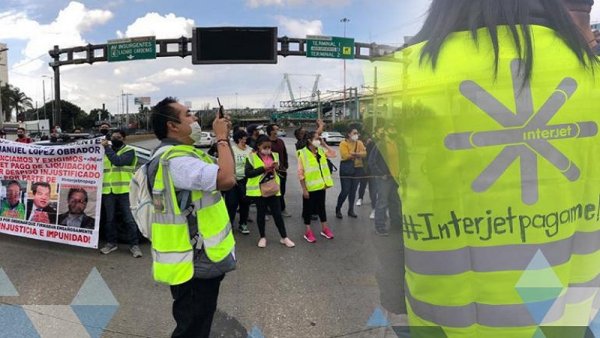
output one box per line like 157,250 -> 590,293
444,59 -> 598,205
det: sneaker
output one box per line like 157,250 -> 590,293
320,226 -> 334,239
280,237 -> 295,248
348,211 -> 358,218
130,245 -> 143,258
335,209 -> 343,219
375,228 -> 390,236
100,243 -> 118,255
258,238 -> 267,248
238,224 -> 250,235
304,229 -> 317,243
281,210 -> 292,218
370,210 -> 375,220
356,198 -> 362,206
247,218 -> 254,223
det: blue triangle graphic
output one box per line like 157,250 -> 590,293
524,298 -> 556,324
367,307 -> 390,327
0,305 -> 40,338
71,305 -> 118,338
71,268 -> 118,306
0,268 -> 18,297
248,325 -> 265,338
589,309 -> 600,338
527,250 -> 552,270
533,327 -> 547,338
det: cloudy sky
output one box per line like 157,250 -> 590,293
1,1 -> 599,115
0,0 -> 429,114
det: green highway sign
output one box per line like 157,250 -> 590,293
107,36 -> 156,62
306,35 -> 354,59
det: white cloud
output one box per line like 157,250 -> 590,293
138,67 -> 195,84
121,82 -> 160,93
247,0 -> 349,8
1,1 -> 112,72
116,13 -> 194,39
276,16 -> 322,37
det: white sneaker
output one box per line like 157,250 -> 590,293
370,210 -> 375,220
258,238 -> 267,248
280,237 -> 295,248
356,198 -> 363,206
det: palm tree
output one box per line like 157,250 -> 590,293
0,84 -> 11,122
10,87 -> 32,121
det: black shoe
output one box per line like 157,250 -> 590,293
348,211 -> 358,218
336,209 -> 343,219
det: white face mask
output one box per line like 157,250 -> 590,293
258,130 -> 266,136
350,134 -> 359,141
260,149 -> 271,156
311,140 -> 321,148
189,122 -> 202,142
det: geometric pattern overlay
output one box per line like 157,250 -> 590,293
71,268 -> 119,338
0,267 -> 119,338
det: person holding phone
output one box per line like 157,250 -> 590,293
245,135 -> 295,248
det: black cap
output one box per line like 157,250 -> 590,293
246,124 -> 258,135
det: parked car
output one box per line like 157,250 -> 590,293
196,132 -> 214,148
321,131 -> 344,145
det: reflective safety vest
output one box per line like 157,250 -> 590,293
103,145 -> 138,195
297,147 -> 333,192
380,25 -> 600,337
151,145 -> 235,285
246,153 -> 280,197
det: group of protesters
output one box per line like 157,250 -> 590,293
217,118 -> 403,248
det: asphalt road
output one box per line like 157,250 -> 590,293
0,136 -> 407,338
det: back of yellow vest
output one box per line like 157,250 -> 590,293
378,25 -> 600,337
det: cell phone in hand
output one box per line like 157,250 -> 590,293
217,97 -> 224,118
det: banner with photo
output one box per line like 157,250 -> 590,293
0,138 -> 104,248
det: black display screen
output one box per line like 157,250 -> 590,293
192,27 -> 278,64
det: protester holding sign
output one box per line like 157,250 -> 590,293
100,130 -> 142,258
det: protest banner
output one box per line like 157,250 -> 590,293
0,138 -> 104,248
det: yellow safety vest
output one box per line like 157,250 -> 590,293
102,145 -> 138,195
246,153 -> 280,197
297,147 -> 333,192
379,25 -> 600,337
151,145 -> 235,285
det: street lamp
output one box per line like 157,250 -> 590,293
0,46 -> 8,127
42,75 -> 53,125
340,18 -> 350,119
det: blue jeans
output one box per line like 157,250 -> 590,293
102,193 -> 139,246
374,178 -> 402,232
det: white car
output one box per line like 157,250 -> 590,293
321,131 -> 344,145
196,132 -> 214,148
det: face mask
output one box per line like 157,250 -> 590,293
258,130 -> 266,136
350,134 -> 359,141
260,149 -> 271,156
311,140 -> 321,148
111,140 -> 123,149
189,122 -> 202,142
100,129 -> 109,135
17,134 -> 24,138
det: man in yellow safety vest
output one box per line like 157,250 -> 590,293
100,129 -> 141,257
148,97 -> 236,338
